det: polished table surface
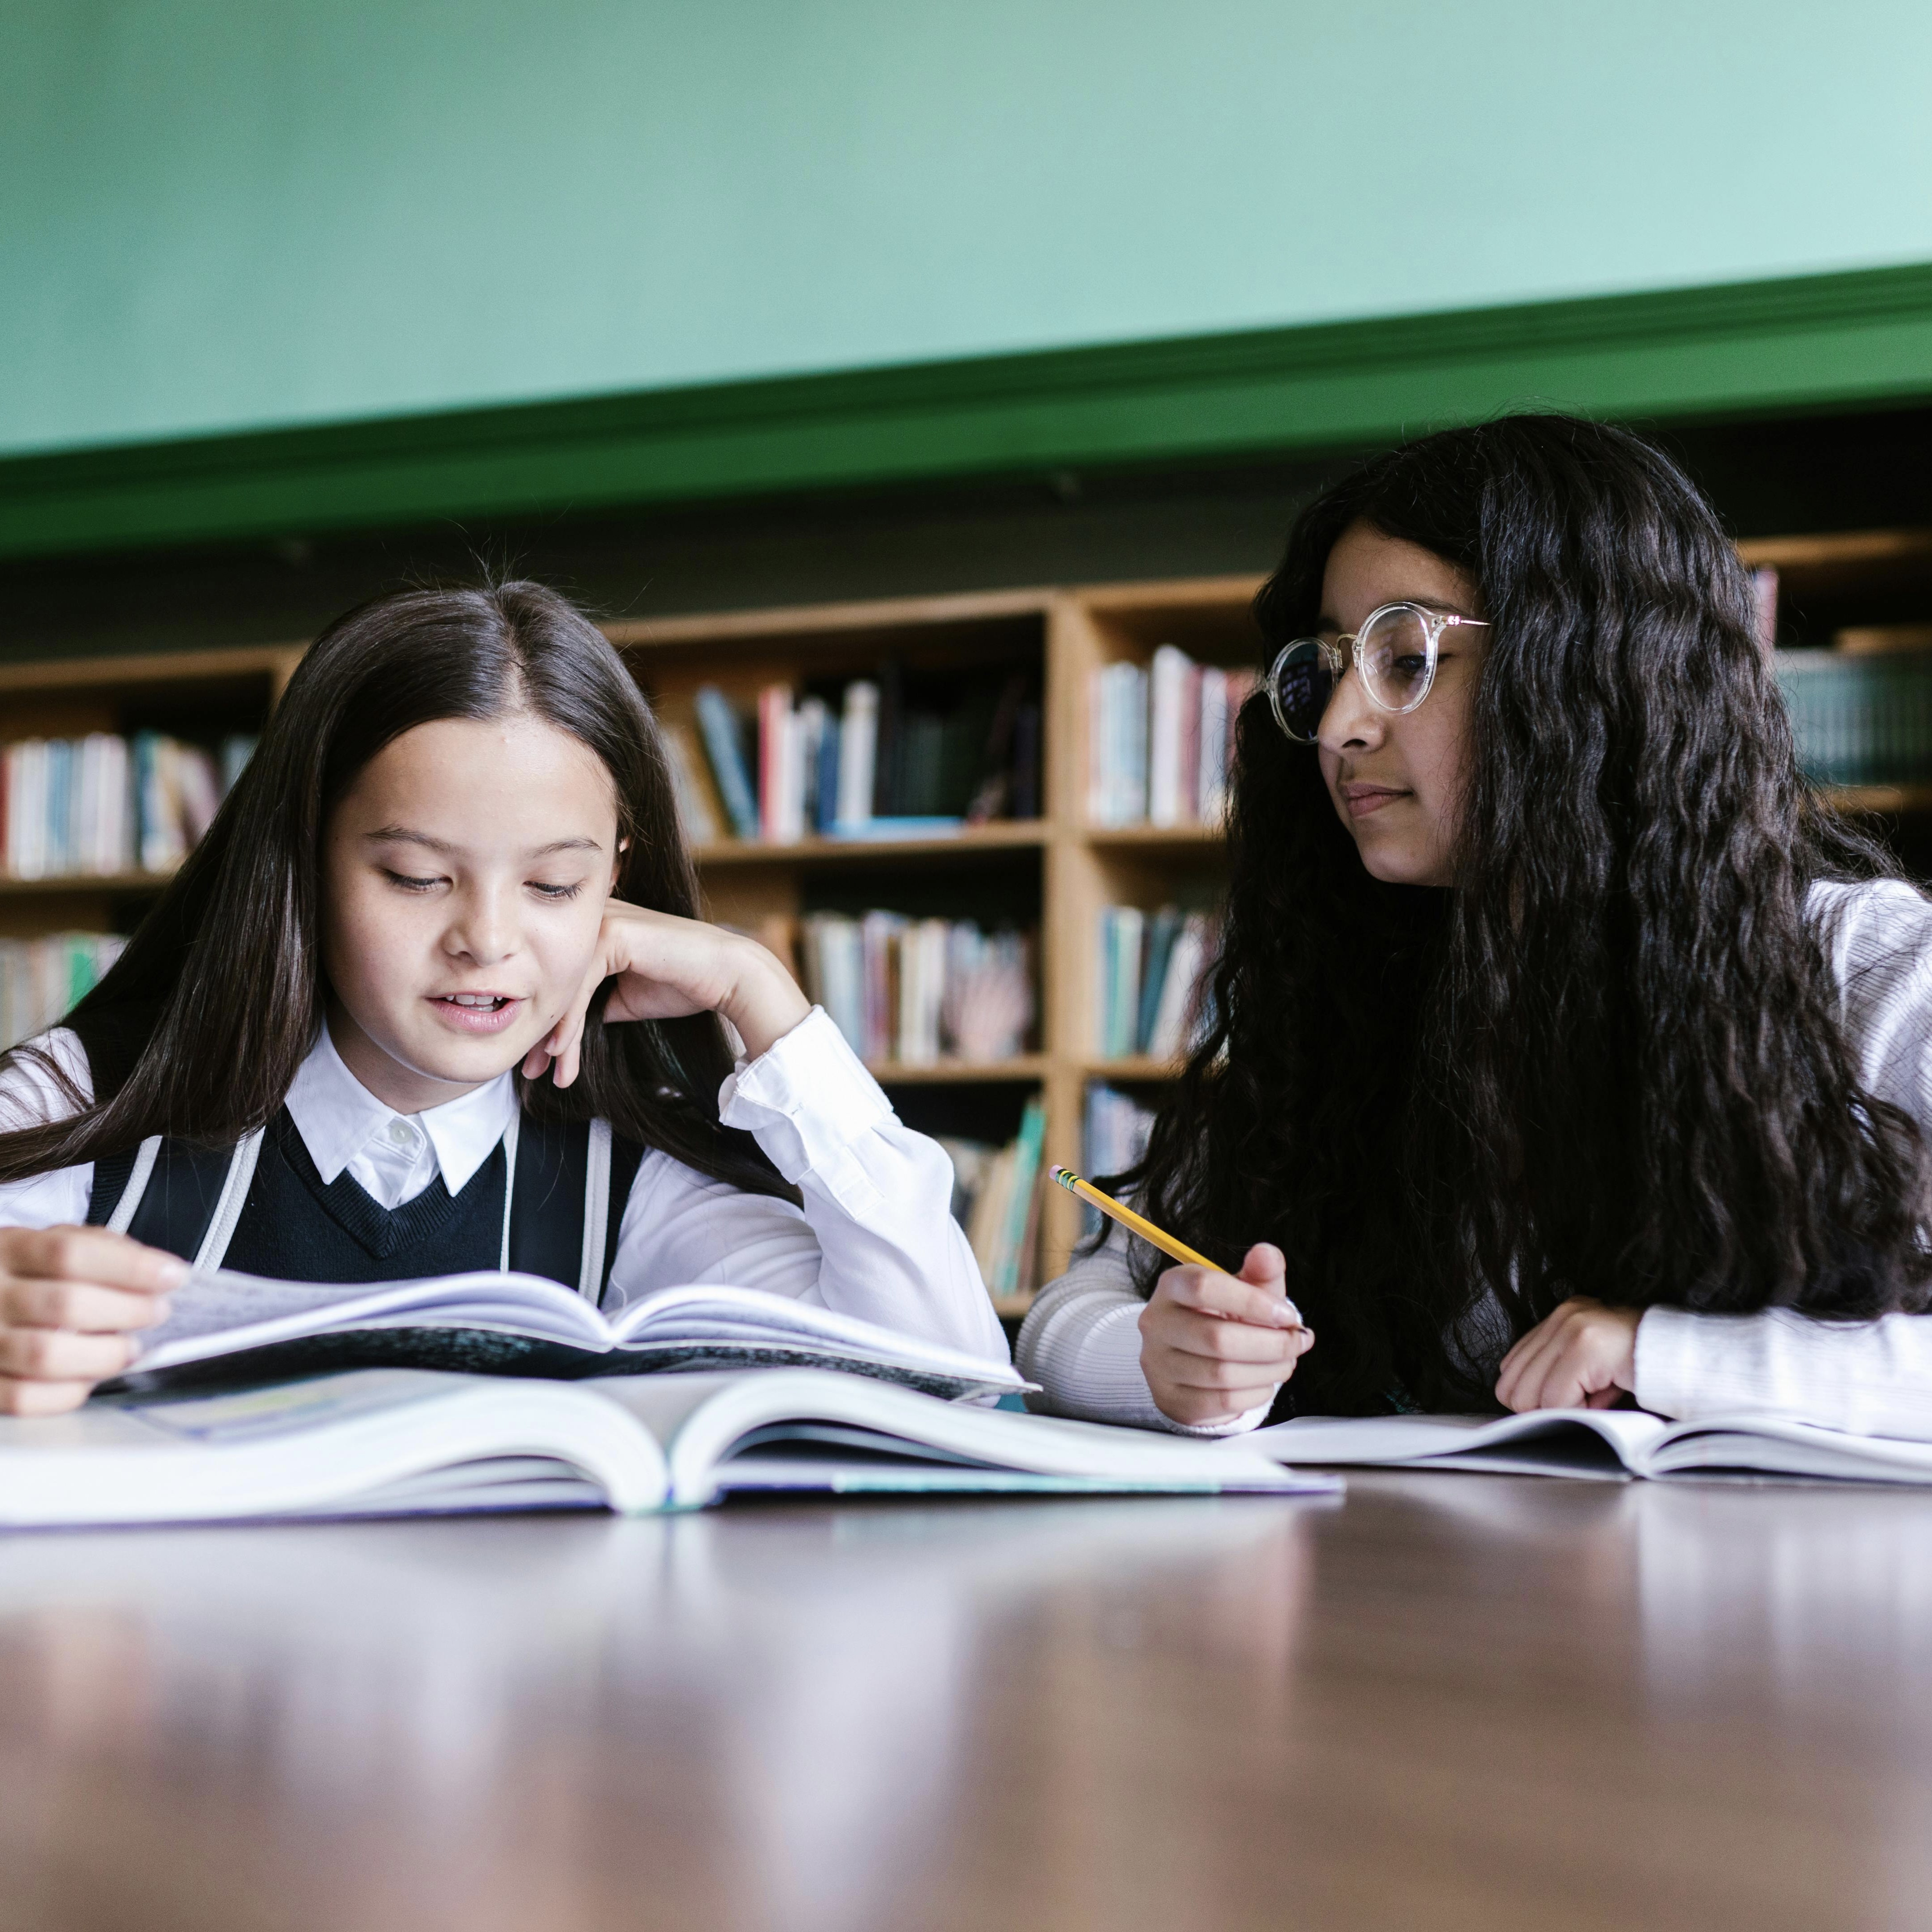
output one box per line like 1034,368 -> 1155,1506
4,1473 -> 1932,1932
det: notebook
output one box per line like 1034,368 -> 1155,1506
1251,1408 -> 1932,1484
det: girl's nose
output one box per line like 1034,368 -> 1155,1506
1316,666 -> 1386,753
445,887 -> 517,965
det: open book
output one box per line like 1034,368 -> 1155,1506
0,1368 -> 1342,1527
1250,1409 -> 1932,1483
108,1268 -> 1024,1402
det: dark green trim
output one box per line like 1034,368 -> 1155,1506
6,262 -> 1932,561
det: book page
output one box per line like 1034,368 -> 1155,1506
130,1268 -> 616,1376
608,1284 -> 1026,1389
1650,1415 -> 1932,1483
1252,1409 -> 1672,1475
581,1367 -> 1338,1507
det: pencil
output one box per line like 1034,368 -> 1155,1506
1047,1166 -> 1222,1272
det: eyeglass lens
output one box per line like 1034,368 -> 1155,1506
1271,606 -> 1437,741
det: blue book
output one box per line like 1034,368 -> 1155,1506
1136,907 -> 1183,1055
814,714 -> 841,833
44,739 -> 73,874
693,687 -> 759,839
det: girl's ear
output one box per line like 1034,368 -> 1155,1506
611,835 -> 629,893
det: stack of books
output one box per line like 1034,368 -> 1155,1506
799,913 -> 1035,1067
0,732 -> 255,880
670,673 -> 1040,845
0,932 -> 127,1051
1777,631 -> 1932,787
936,1096 -> 1047,1300
1088,648 -> 1256,828
1094,905 -> 1217,1060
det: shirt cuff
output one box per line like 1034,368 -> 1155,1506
1632,1306 -> 1704,1419
718,1006 -> 896,1193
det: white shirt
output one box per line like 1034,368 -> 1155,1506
0,1007 -> 1009,1367
1018,876 -> 1932,1438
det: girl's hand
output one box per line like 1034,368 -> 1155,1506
1138,1243 -> 1313,1428
0,1227 -> 186,1416
526,899 -> 810,1088
1495,1297 -> 1641,1412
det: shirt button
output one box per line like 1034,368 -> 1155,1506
388,1120 -> 417,1148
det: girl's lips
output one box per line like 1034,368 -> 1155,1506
427,993 -> 526,1035
1341,784 -> 1410,819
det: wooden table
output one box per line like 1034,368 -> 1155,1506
3,1473 -> 1931,1931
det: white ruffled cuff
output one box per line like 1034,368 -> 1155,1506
717,1007 -> 896,1202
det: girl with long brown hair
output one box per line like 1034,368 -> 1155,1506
0,581 -> 1005,1413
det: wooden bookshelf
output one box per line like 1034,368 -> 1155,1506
9,533 -> 1932,1310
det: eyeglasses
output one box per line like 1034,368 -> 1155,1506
1266,601 -> 1490,745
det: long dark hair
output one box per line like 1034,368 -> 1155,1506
1124,414 -> 1932,1414
0,581 -> 791,1201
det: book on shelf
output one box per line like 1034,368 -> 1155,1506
1776,648 -> 1932,787
1085,1082 -> 1156,1178
1088,651 -> 1256,828
0,933 -> 127,1051
692,671 -> 1039,846
0,1363 -> 1336,1528
661,720 -> 725,844
1251,1407 -> 1932,1485
800,911 -> 1035,1066
0,731 -> 254,881
1096,905 -> 1217,1060
692,687 -> 760,839
1749,566 -> 1779,655
939,1095 -> 1047,1301
1083,1083 -> 1157,1230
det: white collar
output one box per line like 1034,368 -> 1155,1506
284,1025 -> 519,1197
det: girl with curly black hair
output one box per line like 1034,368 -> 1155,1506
1019,415 -> 1932,1436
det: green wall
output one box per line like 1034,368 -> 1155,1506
9,0 -> 1932,460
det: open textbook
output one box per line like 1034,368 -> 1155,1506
1251,1409 -> 1932,1484
0,1368 -> 1341,1527
107,1268 -> 1025,1401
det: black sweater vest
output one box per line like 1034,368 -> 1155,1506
88,1102 -> 644,1297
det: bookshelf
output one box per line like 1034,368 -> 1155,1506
7,532 -> 1932,1314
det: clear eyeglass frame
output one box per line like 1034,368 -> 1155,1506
1266,600 -> 1490,745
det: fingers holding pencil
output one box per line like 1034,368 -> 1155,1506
1140,1245 -> 1313,1427
1048,1169 -> 1314,1425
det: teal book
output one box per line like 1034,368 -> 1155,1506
693,687 -> 760,838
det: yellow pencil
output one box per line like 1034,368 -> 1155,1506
1048,1165 -> 1221,1272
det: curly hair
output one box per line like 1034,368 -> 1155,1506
1121,415 -> 1932,1415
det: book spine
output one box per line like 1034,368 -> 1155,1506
1149,645 -> 1189,827
993,1097 -> 1048,1297
693,688 -> 760,839
18,741 -> 47,880
796,697 -> 828,840
1197,671 -> 1229,824
1136,906 -> 1183,1055
837,681 -> 878,829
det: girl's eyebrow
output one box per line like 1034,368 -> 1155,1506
363,826 -> 604,857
